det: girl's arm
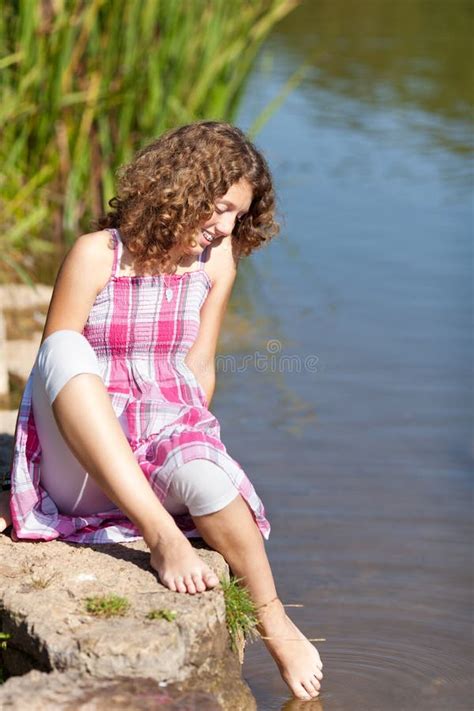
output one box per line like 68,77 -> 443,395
40,231 -> 113,345
185,235 -> 239,407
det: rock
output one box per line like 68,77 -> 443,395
5,334 -> 42,381
0,670 -> 223,710
0,535 -> 256,710
0,282 -> 51,400
0,284 -> 53,311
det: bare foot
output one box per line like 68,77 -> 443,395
0,490 -> 12,533
257,598 -> 323,701
149,532 -> 220,594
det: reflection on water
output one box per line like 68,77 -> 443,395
217,0 -> 472,708
275,0 -> 473,156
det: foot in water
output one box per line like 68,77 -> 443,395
257,597 -> 323,701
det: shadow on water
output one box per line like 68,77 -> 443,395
214,0 -> 473,707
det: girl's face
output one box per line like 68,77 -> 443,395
188,177 -> 253,254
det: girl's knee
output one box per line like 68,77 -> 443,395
37,330 -> 94,369
36,330 -> 102,405
170,459 -> 239,516
172,459 -> 228,490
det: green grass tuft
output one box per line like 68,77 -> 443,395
146,608 -> 178,621
84,594 -> 130,618
220,575 -> 260,653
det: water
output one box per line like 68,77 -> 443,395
213,1 -> 473,707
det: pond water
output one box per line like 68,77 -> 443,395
214,1 -> 472,708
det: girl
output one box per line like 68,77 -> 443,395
1,121 -> 323,701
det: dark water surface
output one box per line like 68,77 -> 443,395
213,1 -> 472,708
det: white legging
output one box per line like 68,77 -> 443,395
31,330 -> 239,518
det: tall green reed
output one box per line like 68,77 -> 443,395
0,0 -> 299,285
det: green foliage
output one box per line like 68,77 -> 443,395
146,608 -> 177,621
220,575 -> 260,653
0,0 -> 299,284
84,594 -> 130,618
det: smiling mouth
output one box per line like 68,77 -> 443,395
202,229 -> 217,244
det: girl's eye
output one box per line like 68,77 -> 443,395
215,207 -> 246,220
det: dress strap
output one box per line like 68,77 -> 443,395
106,227 -> 123,278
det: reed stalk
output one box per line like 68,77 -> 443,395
0,0 -> 300,284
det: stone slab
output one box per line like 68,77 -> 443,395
0,285 -> 53,311
0,670 -> 223,710
0,535 -> 256,710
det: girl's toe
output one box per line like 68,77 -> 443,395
203,570 -> 219,586
175,577 -> 187,593
301,679 -> 319,698
192,573 -> 206,592
184,575 -> 196,594
161,575 -> 176,592
296,689 -> 312,700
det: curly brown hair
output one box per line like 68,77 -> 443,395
94,121 -> 280,275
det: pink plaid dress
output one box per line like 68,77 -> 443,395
10,227 -> 271,543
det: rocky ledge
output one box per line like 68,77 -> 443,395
0,534 -> 256,710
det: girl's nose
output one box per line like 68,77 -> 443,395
215,213 -> 236,237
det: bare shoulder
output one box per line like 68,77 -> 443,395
205,235 -> 240,289
40,229 -> 115,344
72,229 -> 115,293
